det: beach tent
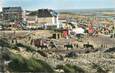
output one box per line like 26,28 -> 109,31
71,27 -> 85,34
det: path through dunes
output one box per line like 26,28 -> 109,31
0,30 -> 52,38
82,35 -> 115,48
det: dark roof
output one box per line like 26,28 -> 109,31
27,11 -> 37,16
37,9 -> 58,17
2,7 -> 22,12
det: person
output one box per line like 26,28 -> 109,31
87,42 -> 89,45
101,44 -> 103,48
76,44 -> 78,48
50,41 -> 57,49
71,39 -> 78,48
43,41 -> 47,46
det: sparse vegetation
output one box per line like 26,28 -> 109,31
92,63 -> 108,73
0,38 -> 11,48
15,43 -> 35,52
8,53 -> 55,73
56,64 -> 86,73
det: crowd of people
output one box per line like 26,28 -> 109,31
71,15 -> 115,36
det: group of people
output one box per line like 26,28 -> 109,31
31,39 -> 58,49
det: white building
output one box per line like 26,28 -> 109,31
37,9 -> 59,28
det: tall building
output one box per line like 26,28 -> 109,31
2,7 -> 22,22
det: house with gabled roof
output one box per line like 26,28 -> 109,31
37,9 -> 59,28
24,10 -> 38,25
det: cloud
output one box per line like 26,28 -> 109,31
0,0 -> 4,11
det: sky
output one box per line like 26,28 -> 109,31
1,0 -> 115,11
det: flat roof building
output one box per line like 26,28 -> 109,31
2,7 -> 23,22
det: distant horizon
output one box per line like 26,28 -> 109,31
1,7 -> 115,11
1,0 -> 115,11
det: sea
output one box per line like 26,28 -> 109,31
56,8 -> 115,18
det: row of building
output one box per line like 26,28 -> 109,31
1,7 -> 59,29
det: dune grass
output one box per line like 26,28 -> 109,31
8,53 -> 55,73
